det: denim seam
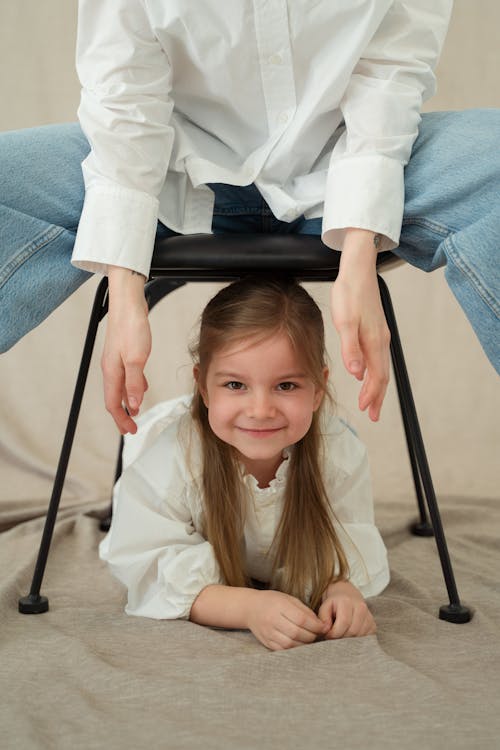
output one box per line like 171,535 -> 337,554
0,225 -> 65,288
402,216 -> 459,237
443,234 -> 500,318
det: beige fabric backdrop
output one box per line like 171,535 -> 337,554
0,0 -> 499,518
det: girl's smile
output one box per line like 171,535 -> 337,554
236,427 -> 285,436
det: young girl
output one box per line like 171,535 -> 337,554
100,277 -> 389,651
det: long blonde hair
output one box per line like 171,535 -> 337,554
190,277 -> 348,611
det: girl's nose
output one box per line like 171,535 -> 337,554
247,392 -> 276,419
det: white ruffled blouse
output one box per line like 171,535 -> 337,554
100,396 -> 389,619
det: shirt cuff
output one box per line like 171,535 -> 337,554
71,184 -> 159,277
321,154 -> 404,252
116,540 -> 223,621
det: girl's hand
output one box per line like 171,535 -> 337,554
318,581 -> 376,639
102,266 -> 151,434
247,590 -> 329,651
330,228 -> 391,422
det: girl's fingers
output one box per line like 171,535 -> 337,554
317,602 -> 334,634
287,601 -> 328,635
329,603 -> 353,639
344,605 -> 370,638
267,625 -> 310,650
363,613 -> 377,636
277,601 -> 327,644
280,615 -> 323,643
326,605 -> 376,639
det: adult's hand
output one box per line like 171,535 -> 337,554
330,228 -> 391,422
102,266 -> 151,434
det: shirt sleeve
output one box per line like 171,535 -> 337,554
72,0 -> 175,277
324,420 -> 390,598
322,0 -> 453,252
99,429 -> 223,620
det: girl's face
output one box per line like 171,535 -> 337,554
196,332 -> 327,486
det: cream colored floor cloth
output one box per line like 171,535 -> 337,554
1,495 -> 499,750
1,5 -> 499,747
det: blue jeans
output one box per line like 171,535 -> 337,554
0,111 -> 499,372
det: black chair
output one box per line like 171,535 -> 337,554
18,233 -> 471,623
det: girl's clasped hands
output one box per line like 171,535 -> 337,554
248,581 -> 376,651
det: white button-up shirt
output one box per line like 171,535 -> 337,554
99,396 -> 390,620
72,0 -> 452,278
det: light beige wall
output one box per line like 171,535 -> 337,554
0,1 -> 499,516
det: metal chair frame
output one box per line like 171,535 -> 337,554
18,233 -> 471,623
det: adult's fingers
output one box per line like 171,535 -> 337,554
358,367 -> 390,423
102,307 -> 151,433
124,361 -> 148,416
337,321 -> 366,381
101,355 -> 138,435
331,274 -> 391,422
357,326 -> 391,422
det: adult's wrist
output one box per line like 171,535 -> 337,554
108,265 -> 148,309
338,228 -> 381,277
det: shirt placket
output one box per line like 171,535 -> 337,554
251,0 -> 297,148
251,0 -> 298,222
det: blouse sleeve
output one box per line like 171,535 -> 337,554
324,419 -> 390,598
99,426 -> 223,620
72,0 -> 175,277
322,0 -> 452,253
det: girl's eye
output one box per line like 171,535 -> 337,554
224,381 -> 245,390
277,382 -> 296,391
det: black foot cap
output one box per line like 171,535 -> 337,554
439,604 -> 472,624
410,520 -> 434,537
99,517 -> 112,532
18,594 -> 49,615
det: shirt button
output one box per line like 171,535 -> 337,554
277,110 -> 290,125
268,53 -> 283,65
284,210 -> 296,221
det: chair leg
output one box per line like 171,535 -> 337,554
377,275 -> 471,624
145,278 -> 185,312
99,436 -> 124,533
387,321 -> 434,537
18,277 -> 109,614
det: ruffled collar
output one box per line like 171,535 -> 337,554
240,447 -> 292,494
